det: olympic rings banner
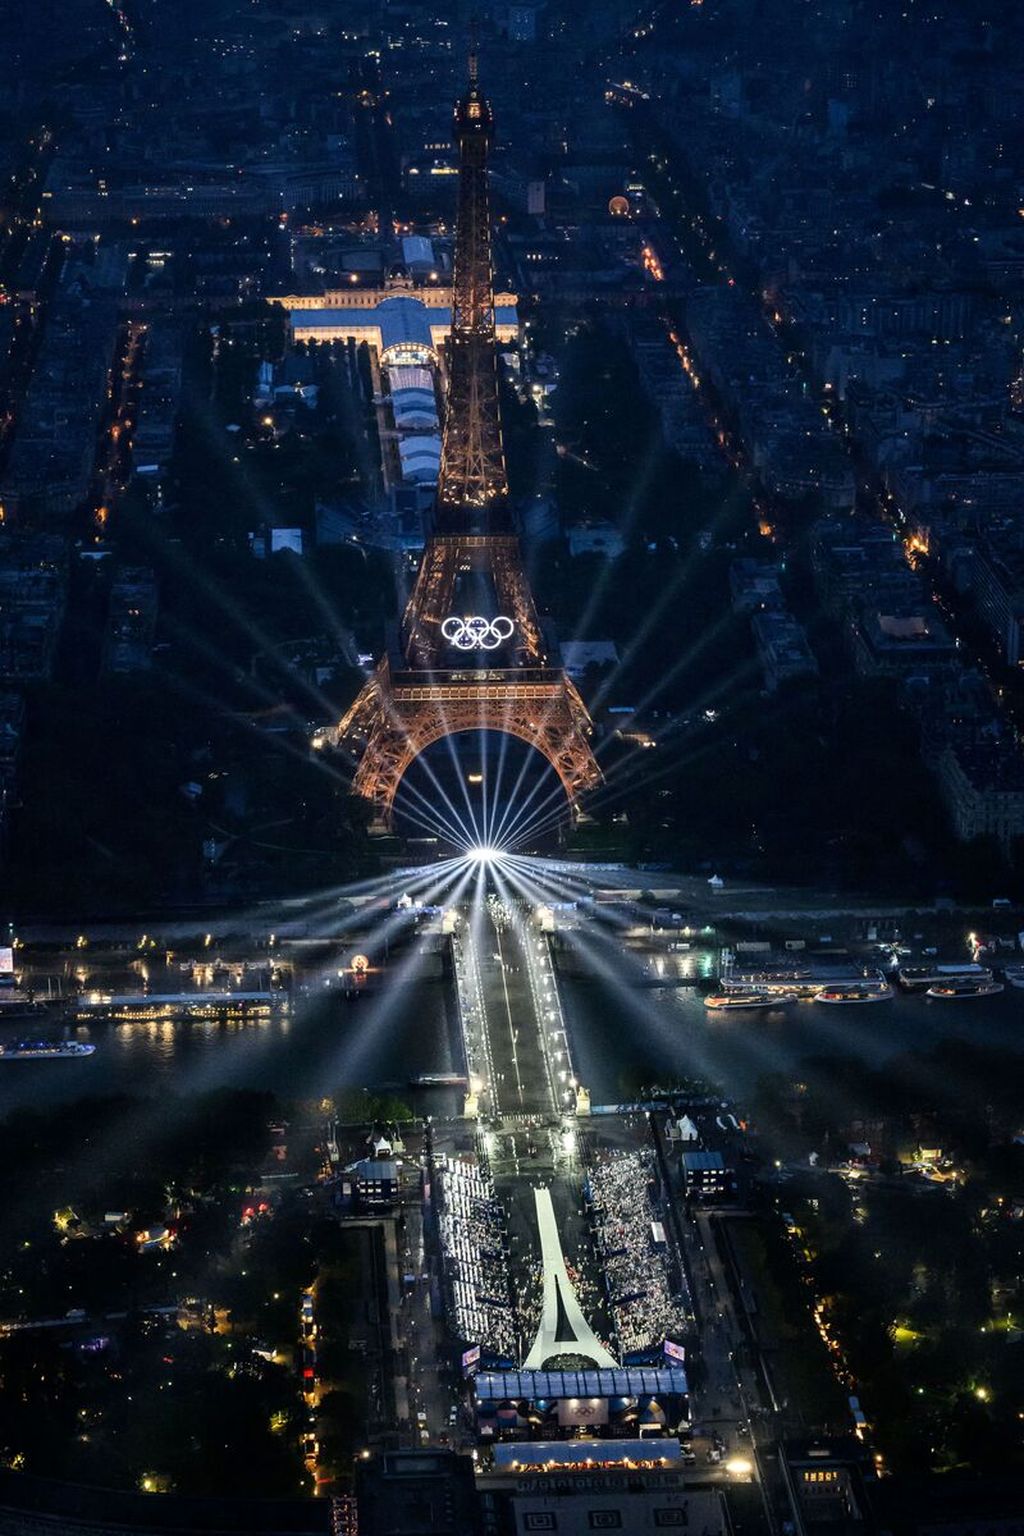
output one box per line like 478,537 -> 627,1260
441,615 -> 515,651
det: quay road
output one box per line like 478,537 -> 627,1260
10,858 -> 1001,947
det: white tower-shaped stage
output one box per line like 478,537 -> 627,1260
523,1186 -> 617,1370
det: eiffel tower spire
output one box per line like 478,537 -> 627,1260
434,50 -> 509,531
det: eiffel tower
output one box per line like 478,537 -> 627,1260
331,52 -> 600,830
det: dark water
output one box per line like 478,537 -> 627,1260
559,967 -> 1024,1107
0,963 -> 462,1120
4,927 -> 1023,1122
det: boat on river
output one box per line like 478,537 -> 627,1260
926,979 -> 1004,1000
0,1039 -> 96,1061
897,962 -> 992,991
705,991 -> 797,1011
815,984 -> 893,1004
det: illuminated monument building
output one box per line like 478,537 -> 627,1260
333,55 -> 600,827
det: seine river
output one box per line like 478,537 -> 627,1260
560,972 -> 1024,1107
3,938 -> 1023,1121
0,960 -> 464,1121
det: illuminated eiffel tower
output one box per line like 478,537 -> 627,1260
331,52 -> 600,829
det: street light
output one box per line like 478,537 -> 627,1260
724,1455 -> 754,1478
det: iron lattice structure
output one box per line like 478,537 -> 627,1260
339,658 -> 600,817
434,51 -> 509,527
331,58 -> 601,825
403,535 -> 543,669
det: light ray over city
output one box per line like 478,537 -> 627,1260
1,3 -> 1023,1533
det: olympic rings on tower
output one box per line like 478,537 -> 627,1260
441,615 -> 515,651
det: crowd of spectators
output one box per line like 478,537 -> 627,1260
435,1155 -> 517,1358
587,1148 -> 690,1356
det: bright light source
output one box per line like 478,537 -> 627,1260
725,1455 -> 754,1478
467,845 -> 503,863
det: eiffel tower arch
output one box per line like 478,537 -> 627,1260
328,53 -> 600,830
340,655 -> 600,818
